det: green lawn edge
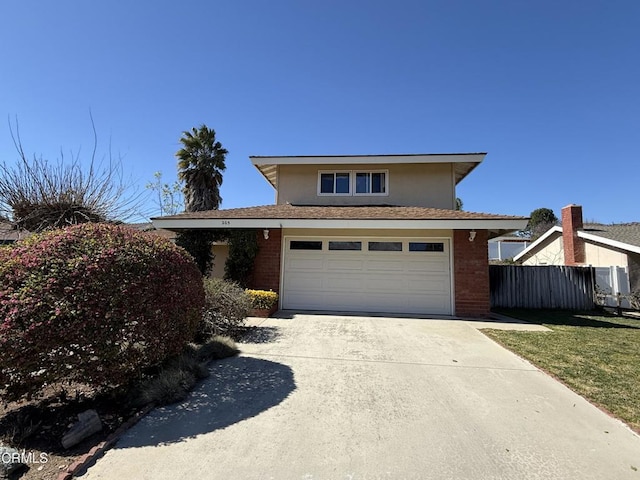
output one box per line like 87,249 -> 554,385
482,309 -> 640,433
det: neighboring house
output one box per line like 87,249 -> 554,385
0,222 -> 29,245
128,222 -> 177,241
488,234 -> 530,261
152,153 -> 527,317
514,204 -> 640,294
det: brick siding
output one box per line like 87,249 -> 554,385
249,228 -> 282,293
453,230 -> 491,317
562,204 -> 585,265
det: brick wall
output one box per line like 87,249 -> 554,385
562,204 -> 585,265
249,228 -> 282,293
453,230 -> 491,317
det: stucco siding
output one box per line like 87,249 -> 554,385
210,244 -> 229,278
584,242 -> 628,268
522,235 -> 565,265
276,163 -> 454,208
521,234 -> 632,271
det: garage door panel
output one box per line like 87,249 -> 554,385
325,276 -> 365,291
366,273 -> 450,292
406,296 -> 450,314
408,285 -> 450,297
364,292 -> 410,308
283,237 -> 452,315
364,276 -> 409,291
408,277 -> 450,293
326,259 -> 364,271
284,292 -> 326,310
365,258 -> 405,272
287,257 -> 325,271
284,274 -> 324,290
322,293 -> 368,310
404,259 -> 449,273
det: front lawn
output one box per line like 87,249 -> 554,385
483,309 -> 640,432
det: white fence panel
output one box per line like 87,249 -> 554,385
594,266 -> 630,308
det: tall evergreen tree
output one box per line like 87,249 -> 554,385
176,125 -> 228,212
175,125 -> 228,274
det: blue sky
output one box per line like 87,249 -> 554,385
1,1 -> 638,223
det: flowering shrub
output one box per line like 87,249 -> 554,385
0,223 -> 204,401
245,289 -> 278,310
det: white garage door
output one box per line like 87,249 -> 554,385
282,237 -> 452,315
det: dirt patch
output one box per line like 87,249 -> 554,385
1,384 -> 139,480
1,334 -> 243,480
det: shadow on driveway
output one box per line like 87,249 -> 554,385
117,356 -> 295,448
238,326 -> 281,344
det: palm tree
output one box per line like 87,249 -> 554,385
176,125 -> 228,212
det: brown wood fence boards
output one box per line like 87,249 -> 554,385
489,265 -> 596,310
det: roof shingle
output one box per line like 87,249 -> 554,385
583,223 -> 640,249
154,204 -> 526,221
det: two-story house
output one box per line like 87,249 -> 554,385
152,154 -> 527,317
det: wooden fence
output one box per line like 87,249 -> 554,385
489,265 -> 596,310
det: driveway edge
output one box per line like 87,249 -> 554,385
57,403 -> 156,480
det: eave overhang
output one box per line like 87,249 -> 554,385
152,217 -> 527,233
250,153 -> 486,189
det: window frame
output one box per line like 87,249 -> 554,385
289,240 -> 323,251
368,241 -> 403,252
408,242 -> 445,252
317,169 -> 389,197
353,170 -> 389,196
317,170 -> 353,196
328,241 -> 362,251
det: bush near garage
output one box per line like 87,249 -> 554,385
246,289 -> 278,309
0,223 -> 205,402
200,277 -> 252,337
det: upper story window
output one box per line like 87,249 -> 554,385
355,171 -> 386,195
319,172 -> 351,195
318,170 -> 388,196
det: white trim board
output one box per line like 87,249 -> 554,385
152,217 -> 527,231
578,231 -> 640,255
251,153 -> 486,166
513,226 -> 562,262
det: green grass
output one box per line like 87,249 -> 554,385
483,309 -> 640,432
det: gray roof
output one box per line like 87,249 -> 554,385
583,223 -> 640,250
126,222 -> 177,240
0,222 -> 29,243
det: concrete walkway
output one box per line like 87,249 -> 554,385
79,313 -> 640,480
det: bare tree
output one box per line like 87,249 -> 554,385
0,117 -> 142,232
146,171 -> 184,216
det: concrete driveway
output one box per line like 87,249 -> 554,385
79,313 -> 640,480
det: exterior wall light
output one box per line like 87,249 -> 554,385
263,229 -> 270,240
469,230 -> 477,242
